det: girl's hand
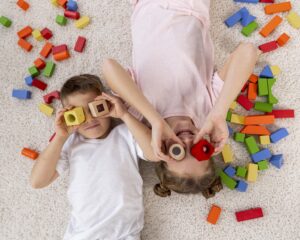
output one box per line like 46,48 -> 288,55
94,92 -> 128,119
193,111 -> 228,154
151,119 -> 184,161
55,107 -> 79,139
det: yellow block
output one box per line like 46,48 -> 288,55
230,114 -> 245,125
259,135 -> 270,145
222,144 -> 233,163
39,103 -> 54,117
32,29 -> 43,41
64,107 -> 85,126
75,16 -> 90,29
230,101 -> 237,110
287,11 -> 300,29
51,0 -> 58,7
247,163 -> 258,182
270,65 -> 281,76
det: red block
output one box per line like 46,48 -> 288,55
64,10 -> 80,19
41,28 -> 53,40
52,44 -> 68,55
32,79 -> 47,91
259,41 -> 278,53
190,139 -> 215,161
241,82 -> 249,93
260,0 -> 274,2
237,95 -> 254,110
43,90 -> 60,104
74,36 -> 86,52
266,109 -> 294,118
235,208 -> 263,222
34,58 -> 46,70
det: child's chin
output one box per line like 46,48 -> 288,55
82,128 -> 109,139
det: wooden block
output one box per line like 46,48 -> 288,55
241,125 -> 270,135
241,82 -> 249,93
64,107 -> 86,126
251,148 -> 272,163
259,135 -> 270,145
266,109 -> 294,118
218,169 -> 237,189
56,15 -> 67,26
259,41 -> 278,53
64,10 -> 80,20
247,163 -> 258,182
236,180 -> 248,192
287,11 -> 300,29
51,0 -> 58,7
264,2 -> 291,15
270,128 -> 288,143
43,90 -> 60,104
258,78 -> 268,96
237,95 -> 254,110
241,21 -> 258,37
267,78 -> 278,104
270,154 -> 283,169
32,79 -> 47,91
191,139 -> 215,161
34,58 -> 46,70
75,16 -> 90,29
169,144 -> 185,161
40,42 -> 53,58
270,65 -> 281,76
254,102 -> 273,112
248,82 -> 257,100
235,208 -> 263,222
245,136 -> 259,154
74,36 -> 86,52
88,100 -> 109,117
17,25 -> 32,38
230,101 -> 237,110
12,89 -> 31,99
0,16 -> 12,27
277,33 -> 290,47
21,148 -> 39,160
52,44 -> 68,55
231,114 -> 245,125
244,115 -> 275,125
18,38 -> 32,52
260,15 -> 282,37
207,205 -> 222,225
53,50 -> 70,61
43,61 -> 56,77
57,0 -> 67,6
222,144 -> 233,163
234,132 -> 245,143
17,0 -> 30,11
39,103 -> 54,116
32,29 -> 43,41
28,66 -> 39,77
249,74 -> 258,83
41,28 -> 53,40
258,160 -> 269,170
226,111 -> 232,121
236,166 -> 247,178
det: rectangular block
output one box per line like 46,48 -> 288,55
34,58 -> 46,70
224,165 -> 236,177
249,74 -> 258,83
17,0 -> 30,11
32,29 -> 43,41
17,25 -> 32,38
241,125 -> 270,135
245,136 -> 259,154
207,205 -> 222,225
231,114 -> 245,125
12,89 -> 31,99
258,160 -> 269,170
247,163 -> 258,182
259,41 -> 278,53
43,61 -> 56,77
74,36 -> 86,52
234,132 -> 246,143
39,103 -> 54,116
218,169 -> 237,190
266,109 -> 294,118
0,16 -> 12,27
222,144 -> 233,163
251,148 -> 272,163
75,16 -> 90,29
259,135 -> 270,145
236,166 -> 247,178
248,82 -> 257,100
21,148 -> 39,160
56,15 -> 67,26
259,15 -> 282,37
244,115 -> 275,125
40,42 -> 53,58
277,33 -> 290,47
53,50 -> 70,61
235,208 -> 263,222
270,128 -> 288,143
237,95 -> 254,110
230,101 -> 237,110
224,9 -> 243,27
32,79 -> 47,91
28,66 -> 39,77
265,2 -> 292,15
18,38 -> 32,52
254,102 -> 273,112
267,78 -> 278,104
41,28 -> 53,40
258,78 -> 269,96
241,21 -> 258,37
287,11 -> 300,29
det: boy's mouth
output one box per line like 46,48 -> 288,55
84,123 -> 100,130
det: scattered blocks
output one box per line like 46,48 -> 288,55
247,163 -> 258,182
64,107 -> 86,126
12,89 -> 31,99
245,136 -> 259,154
254,102 -> 273,112
236,180 -> 248,192
258,78 -> 268,96
236,166 -> 247,178
241,125 -> 270,135
32,29 -> 43,41
277,33 -> 290,47
244,115 -> 274,125
41,28 -> 53,40
259,15 -> 282,37
259,135 -> 270,145
258,160 -> 269,170
221,144 -> 233,163
56,15 -> 68,26
266,109 -> 294,118
234,132 -> 245,143
28,66 -> 39,77
0,16 -> 12,27
75,16 -> 90,29
251,148 -> 272,163
264,2 -> 292,15
224,165 -> 236,177
32,79 -> 47,91
74,36 -> 87,52
235,208 -> 263,222
269,154 -> 283,169
231,114 -> 245,125
191,139 -> 215,161
18,38 -> 32,52
43,61 -> 56,77
169,144 -> 185,161
237,95 -> 253,110
207,205 -> 222,225
218,169 -> 237,190
258,41 -> 278,53
270,128 -> 288,143
34,58 -> 46,70
287,11 -> 300,29
39,103 -> 54,116
17,26 -> 33,38
21,148 -> 39,160
40,42 -> 53,58
17,0 -> 30,11
43,90 -> 60,104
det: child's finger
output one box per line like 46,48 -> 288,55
193,129 -> 206,144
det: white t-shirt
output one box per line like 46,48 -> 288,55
56,124 -> 145,240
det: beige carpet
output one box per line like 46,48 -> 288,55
1,0 -> 300,239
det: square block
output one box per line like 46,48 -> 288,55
222,144 -> 233,163
236,166 -> 247,178
236,180 -> 248,192
258,160 -> 269,170
64,107 -> 85,126
231,114 -> 245,125
259,135 -> 270,145
234,132 -> 245,143
224,165 -> 236,177
28,66 -> 39,77
88,100 -> 109,117
56,15 -> 67,26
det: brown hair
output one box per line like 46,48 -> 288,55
60,74 -> 106,103
154,159 -> 223,199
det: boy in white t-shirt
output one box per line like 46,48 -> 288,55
30,74 -> 160,240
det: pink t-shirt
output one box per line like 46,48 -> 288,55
129,0 -> 224,129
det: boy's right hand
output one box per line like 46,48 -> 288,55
55,107 -> 79,139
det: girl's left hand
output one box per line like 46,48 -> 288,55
94,92 -> 128,119
193,111 -> 229,154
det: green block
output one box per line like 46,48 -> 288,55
245,136 -> 259,154
267,78 -> 278,104
56,15 -> 67,26
0,16 -> 12,27
28,66 -> 39,77
258,160 -> 269,171
236,166 -> 247,178
234,132 -> 245,143
226,111 -> 232,121
43,61 -> 56,77
218,169 -> 237,190
258,78 -> 269,96
254,102 -> 273,112
241,21 -> 258,37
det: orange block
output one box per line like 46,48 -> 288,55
248,83 -> 257,100
277,33 -> 290,47
249,74 -> 258,83
17,26 -> 33,38
260,15 -> 282,37
21,148 -> 39,160
244,115 -> 275,125
18,38 -> 32,52
207,205 -> 222,225
53,51 -> 70,61
34,58 -> 46,69
265,2 -> 292,15
40,42 -> 53,58
57,0 -> 68,6
241,125 -> 270,135
17,0 -> 30,11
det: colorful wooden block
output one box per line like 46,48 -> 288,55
224,9 -> 243,27
24,76 -> 33,86
237,95 -> 253,110
51,0 -> 58,7
241,21 -> 258,37
270,65 -> 281,76
287,11 -> 300,29
74,36 -> 86,52
40,42 -> 53,58
241,82 -> 249,93
39,103 -> 54,116
207,205 -> 222,225
258,78 -> 268,96
17,0 -> 30,11
88,100 -> 110,117
32,79 -> 47,91
251,148 -> 272,163
169,144 -> 185,161
248,82 -> 257,100
264,2 -> 291,15
269,154 -> 283,169
21,148 -> 39,160
28,66 -> 39,77
254,102 -> 273,112
43,61 -> 56,77
218,169 -> 237,190
49,132 -> 56,142
231,114 -> 245,125
270,128 -> 288,143
53,51 -> 70,61
258,160 -> 269,170
0,16 -> 12,27
18,38 -> 32,52
266,109 -> 294,118
247,163 -> 258,182
241,125 -> 270,135
277,33 -> 290,47
244,115 -> 274,125
67,0 -> 78,11
260,65 -> 273,78
241,10 -> 256,27
191,139 -> 215,161
41,28 -> 53,40
64,10 -> 80,19
52,44 -> 68,54
17,26 -> 33,38
12,89 -> 31,99
32,29 -> 43,41
34,58 -> 46,70
43,90 -> 60,104
57,0 -> 67,7
221,144 -> 233,163
224,165 -> 236,177
228,124 -> 233,136
226,111 -> 232,121
64,107 -> 86,126
267,78 -> 278,104
235,208 -> 263,222
259,15 -> 282,37
245,136 -> 259,154
249,74 -> 258,83
259,135 -> 270,145
56,15 -> 68,26
236,166 -> 247,178
258,41 -> 278,53
230,101 -> 237,110
236,180 -> 248,192
234,132 -> 245,143
75,16 -> 90,29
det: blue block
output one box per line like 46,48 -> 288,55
12,89 -> 31,99
224,165 -> 236,177
25,76 -> 33,86
270,128 -> 289,143
227,124 -> 233,136
236,180 -> 248,192
260,65 -> 274,78
269,154 -> 283,169
224,8 -> 243,27
241,13 -> 256,27
67,1 -> 78,12
251,148 -> 272,163
234,0 -> 259,3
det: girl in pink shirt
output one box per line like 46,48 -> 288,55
103,0 -> 261,198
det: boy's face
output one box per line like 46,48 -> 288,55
63,91 -> 111,139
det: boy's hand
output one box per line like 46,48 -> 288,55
55,107 -> 79,139
193,110 -> 228,154
94,93 -> 128,119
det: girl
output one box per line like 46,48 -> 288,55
103,0 -> 261,198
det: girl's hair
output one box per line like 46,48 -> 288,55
60,74 -> 106,102
154,160 -> 223,199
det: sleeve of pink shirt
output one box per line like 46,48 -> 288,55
208,72 -> 225,106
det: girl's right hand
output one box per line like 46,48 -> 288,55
55,107 -> 79,139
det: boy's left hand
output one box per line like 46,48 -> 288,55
94,93 -> 128,119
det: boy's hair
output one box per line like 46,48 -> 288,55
154,160 -> 223,199
60,74 -> 106,103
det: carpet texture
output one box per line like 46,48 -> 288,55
1,0 -> 300,239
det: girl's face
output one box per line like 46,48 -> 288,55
164,116 -> 211,177
63,91 -> 112,139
